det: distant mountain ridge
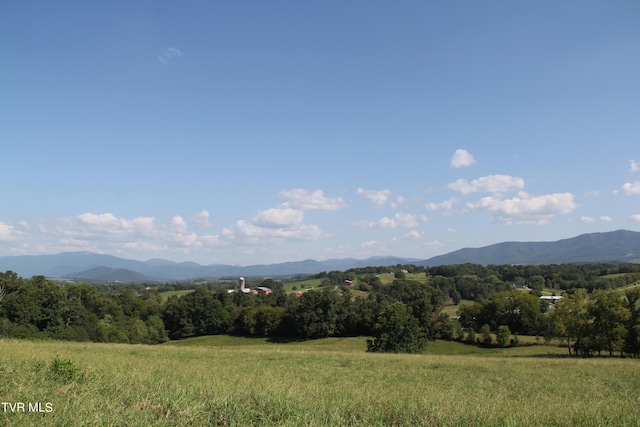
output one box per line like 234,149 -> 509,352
422,229 -> 640,266
1,230 -> 639,281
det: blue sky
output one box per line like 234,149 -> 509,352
2,1 -> 639,265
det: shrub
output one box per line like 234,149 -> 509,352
47,356 -> 81,383
480,324 -> 492,345
496,325 -> 511,346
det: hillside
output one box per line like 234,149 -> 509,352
422,229 -> 640,266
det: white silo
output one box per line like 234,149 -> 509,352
239,277 -> 248,293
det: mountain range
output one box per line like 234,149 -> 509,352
1,230 -> 639,282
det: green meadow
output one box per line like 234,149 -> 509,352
1,337 -> 639,426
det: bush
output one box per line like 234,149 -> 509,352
480,324 -> 492,345
496,325 -> 511,346
47,356 -> 81,383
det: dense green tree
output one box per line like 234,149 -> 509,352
588,289 -> 629,356
552,289 -> 593,356
287,288 -> 345,338
496,325 -> 511,346
239,305 -> 285,336
383,280 -> 446,337
623,288 -> 640,357
367,303 -> 427,354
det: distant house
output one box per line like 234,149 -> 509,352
253,286 -> 272,295
341,280 -> 353,287
540,295 -> 562,304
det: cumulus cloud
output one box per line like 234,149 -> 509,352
40,211 -> 231,256
468,192 -> 577,225
68,212 -> 157,238
450,149 -> 476,168
158,46 -> 182,64
629,214 -> 640,222
630,160 -> 640,173
357,188 -> 392,207
172,215 -> 188,233
404,230 -> 423,240
279,189 -> 346,211
448,174 -> 525,195
0,221 -> 22,241
252,208 -> 304,228
353,213 -> 419,229
361,240 -> 387,250
191,210 -> 211,228
425,197 -> 457,211
235,220 -> 322,241
425,240 -> 446,250
614,181 -> 640,196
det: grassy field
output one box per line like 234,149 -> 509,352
376,272 -> 428,285
1,337 -> 639,426
157,289 -> 195,302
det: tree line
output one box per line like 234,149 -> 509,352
1,262 -> 640,356
0,271 -> 167,344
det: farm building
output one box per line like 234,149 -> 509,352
228,277 -> 271,295
540,295 -> 562,304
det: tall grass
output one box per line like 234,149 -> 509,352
1,338 -> 639,426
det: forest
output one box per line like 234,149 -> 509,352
1,262 -> 640,356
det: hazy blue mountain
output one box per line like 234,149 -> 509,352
420,229 -> 640,266
0,253 -> 418,281
63,267 -> 151,282
1,230 -> 639,281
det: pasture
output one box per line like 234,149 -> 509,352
1,337 -> 639,426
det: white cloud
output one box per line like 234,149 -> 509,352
614,181 -> 640,196
450,149 -> 476,168
361,240 -> 386,250
235,220 -> 322,241
191,210 -> 211,228
468,192 -> 577,225
172,215 -> 188,233
279,189 -> 346,211
600,216 -> 612,222
357,188 -> 392,207
40,212 -> 231,256
0,221 -> 22,242
252,208 -> 304,228
630,160 -> 640,173
425,197 -> 457,211
353,213 -> 419,229
158,46 -> 182,64
629,214 -> 640,222
68,213 -> 157,238
581,216 -> 596,223
448,175 -> 525,195
404,230 -> 423,240
425,240 -> 446,250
